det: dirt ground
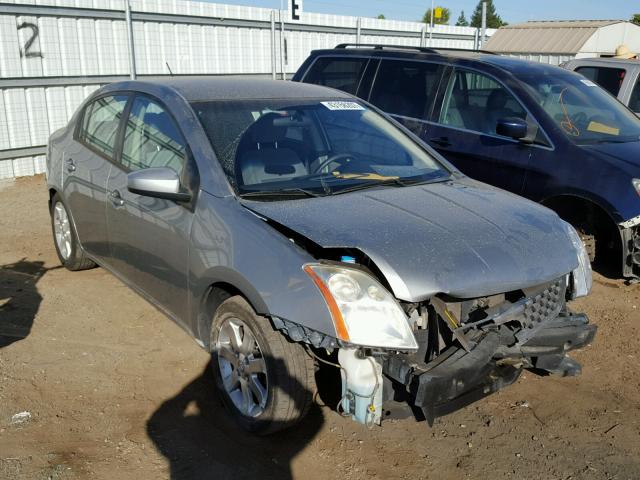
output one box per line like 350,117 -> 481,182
0,175 -> 639,480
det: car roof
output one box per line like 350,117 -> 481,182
306,46 -> 572,76
105,77 -> 352,102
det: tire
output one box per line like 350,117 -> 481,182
210,296 -> 315,435
50,194 -> 96,271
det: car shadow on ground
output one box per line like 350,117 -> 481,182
0,259 -> 57,348
146,361 -> 324,480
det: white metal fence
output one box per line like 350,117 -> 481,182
0,0 -> 494,179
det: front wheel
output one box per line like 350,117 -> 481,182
210,296 -> 315,435
50,194 -> 95,271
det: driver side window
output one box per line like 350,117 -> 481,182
439,69 -> 526,136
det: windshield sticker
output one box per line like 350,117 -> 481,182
587,121 -> 620,136
580,79 -> 598,87
321,101 -> 365,111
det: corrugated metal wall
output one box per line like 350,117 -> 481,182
504,53 -> 575,66
0,0 -> 493,179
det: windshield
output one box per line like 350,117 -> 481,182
517,72 -> 640,145
191,98 -> 449,198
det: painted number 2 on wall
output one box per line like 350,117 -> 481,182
17,22 -> 43,58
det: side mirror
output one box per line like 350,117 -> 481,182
496,117 -> 528,140
127,167 -> 191,202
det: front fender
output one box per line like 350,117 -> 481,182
188,192 -> 337,341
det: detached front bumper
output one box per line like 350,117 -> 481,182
383,312 -> 596,425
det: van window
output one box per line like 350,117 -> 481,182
439,69 -> 526,135
629,77 -> 640,113
80,95 -> 128,158
303,57 -> 368,95
369,60 -> 443,120
121,96 -> 186,173
575,66 -> 625,97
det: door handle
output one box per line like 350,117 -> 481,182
66,158 -> 76,173
109,189 -> 124,207
429,137 -> 452,148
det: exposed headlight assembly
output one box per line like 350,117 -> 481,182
633,178 -> 640,196
304,264 -> 418,350
564,222 -> 592,299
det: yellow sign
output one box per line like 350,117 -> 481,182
434,7 -> 443,19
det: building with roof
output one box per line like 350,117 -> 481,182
485,20 -> 640,65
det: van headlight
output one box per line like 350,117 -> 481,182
564,222 -> 592,299
304,264 -> 418,350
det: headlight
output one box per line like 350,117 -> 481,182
633,178 -> 640,196
564,222 -> 592,298
304,264 -> 418,350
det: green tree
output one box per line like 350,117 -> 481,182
631,14 -> 640,25
456,10 -> 469,26
422,7 -> 451,25
470,0 -> 505,28
377,14 -> 386,19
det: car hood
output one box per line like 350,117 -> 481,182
580,140 -> 640,173
242,179 -> 579,301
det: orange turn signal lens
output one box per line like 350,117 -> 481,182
303,265 -> 350,342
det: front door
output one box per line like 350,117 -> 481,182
426,68 -> 540,195
105,94 -> 193,321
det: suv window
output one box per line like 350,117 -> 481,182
575,66 -> 625,97
629,77 -> 640,113
121,96 -> 186,173
439,69 -> 526,136
369,60 -> 443,120
80,95 -> 128,158
303,57 -> 368,95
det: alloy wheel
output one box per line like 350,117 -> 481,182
216,318 -> 269,417
53,202 -> 72,260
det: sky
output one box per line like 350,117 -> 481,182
202,0 -> 638,25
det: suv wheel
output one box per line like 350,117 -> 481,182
210,296 -> 315,435
50,194 -> 96,271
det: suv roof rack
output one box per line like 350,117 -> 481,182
334,43 -> 495,55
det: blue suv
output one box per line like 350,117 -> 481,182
293,44 -> 640,279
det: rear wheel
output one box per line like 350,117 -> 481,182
50,194 -> 95,271
210,296 -> 315,435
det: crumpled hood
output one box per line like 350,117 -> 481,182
242,179 -> 579,301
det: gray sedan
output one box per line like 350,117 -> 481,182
46,78 -> 596,434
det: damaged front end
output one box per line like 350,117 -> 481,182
380,276 -> 596,425
299,259 -> 596,428
621,220 -> 640,279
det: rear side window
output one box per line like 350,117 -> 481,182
439,69 -> 527,136
575,66 -> 626,97
369,60 -> 443,120
80,95 -> 128,158
121,96 -> 186,174
629,77 -> 640,113
303,57 -> 368,95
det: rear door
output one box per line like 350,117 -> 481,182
65,93 -> 129,259
105,94 -> 193,321
426,67 -> 546,194
627,69 -> 640,115
367,59 -> 445,137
